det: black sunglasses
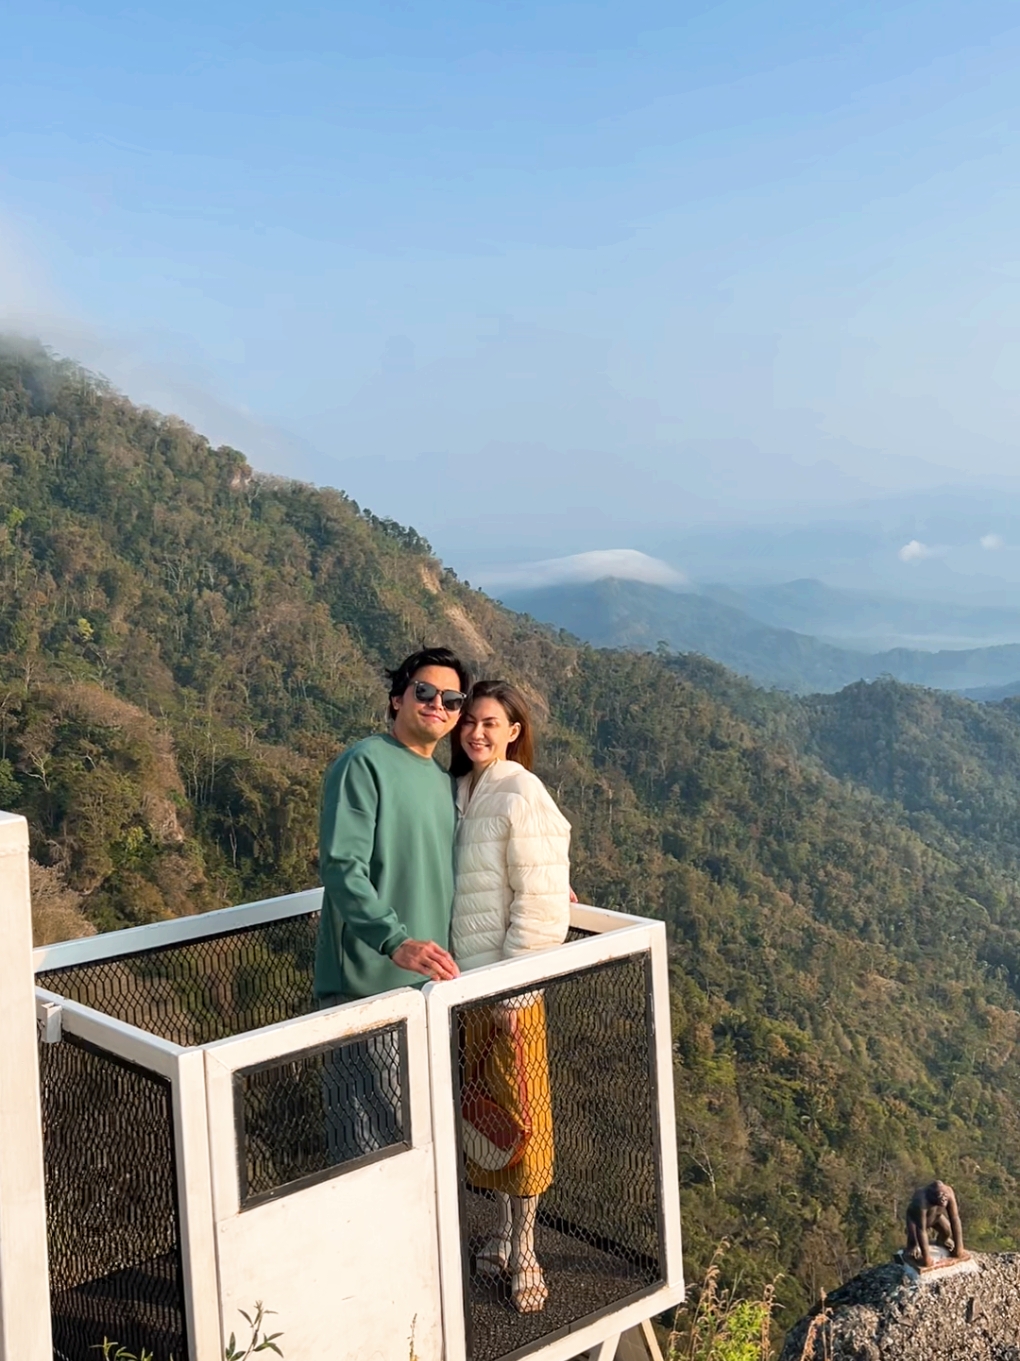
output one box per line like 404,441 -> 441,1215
412,680 -> 466,711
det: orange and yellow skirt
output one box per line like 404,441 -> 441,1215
460,994 -> 555,1197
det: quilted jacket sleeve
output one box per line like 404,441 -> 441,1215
503,787 -> 571,959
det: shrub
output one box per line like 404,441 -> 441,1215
667,1243 -> 776,1361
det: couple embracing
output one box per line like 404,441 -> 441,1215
313,646 -> 573,1315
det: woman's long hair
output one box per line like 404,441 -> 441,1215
449,680 -> 535,777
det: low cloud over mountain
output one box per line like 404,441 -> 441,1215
477,549 -> 687,593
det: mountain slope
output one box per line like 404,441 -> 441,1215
503,577 -> 1020,693
502,577 -> 857,690
7,340 -> 1020,1326
790,680 -> 1020,874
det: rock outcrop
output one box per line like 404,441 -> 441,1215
781,1253 -> 1020,1361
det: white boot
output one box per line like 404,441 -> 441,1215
510,1194 -> 548,1313
475,1192 -> 512,1276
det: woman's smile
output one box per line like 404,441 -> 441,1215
460,696 -> 522,767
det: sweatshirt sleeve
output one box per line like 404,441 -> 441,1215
503,789 -> 571,959
319,753 -> 409,957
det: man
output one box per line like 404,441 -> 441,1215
315,645 -> 468,1002
314,646 -> 469,1162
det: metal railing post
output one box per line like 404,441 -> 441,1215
0,811 -> 52,1361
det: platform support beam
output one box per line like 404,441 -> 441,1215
617,1320 -> 665,1361
587,1334 -> 621,1361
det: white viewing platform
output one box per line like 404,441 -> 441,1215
24,880 -> 683,1360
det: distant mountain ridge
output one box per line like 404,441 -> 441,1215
501,577 -> 1020,694
704,577 -> 1020,651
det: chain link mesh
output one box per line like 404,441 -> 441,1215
452,950 -> 665,1361
39,1034 -> 187,1361
37,911 -> 320,1044
35,913 -> 591,1049
236,1022 -> 410,1207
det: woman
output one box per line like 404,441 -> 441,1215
450,680 -> 572,1315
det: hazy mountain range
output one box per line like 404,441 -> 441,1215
501,576 -> 1020,696
702,578 -> 1020,651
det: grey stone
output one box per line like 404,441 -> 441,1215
780,1253 -> 1020,1361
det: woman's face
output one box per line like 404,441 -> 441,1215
460,696 -> 521,768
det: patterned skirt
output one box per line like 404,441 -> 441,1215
460,994 -> 555,1197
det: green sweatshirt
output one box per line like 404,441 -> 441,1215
314,733 -> 456,999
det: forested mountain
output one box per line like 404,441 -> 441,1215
792,681 -> 1020,872
501,578 -> 857,691
503,577 -> 1020,694
8,340 -> 1020,1335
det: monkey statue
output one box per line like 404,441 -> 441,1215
904,1180 -> 966,1270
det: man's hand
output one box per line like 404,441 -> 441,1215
391,938 -> 460,982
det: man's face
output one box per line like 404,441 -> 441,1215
391,664 -> 465,749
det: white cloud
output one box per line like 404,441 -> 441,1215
476,549 -> 687,593
981,532 -> 1005,550
898,539 -> 936,562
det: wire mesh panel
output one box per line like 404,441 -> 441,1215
564,926 -> 595,943
451,951 -> 665,1361
235,1022 -> 410,1208
38,1034 -> 187,1361
36,912 -> 320,1044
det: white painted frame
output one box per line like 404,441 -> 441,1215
425,916 -> 684,1361
31,891 -> 632,976
32,989 -> 223,1359
202,988 -> 445,1361
201,986 -> 430,1221
32,888 -> 324,973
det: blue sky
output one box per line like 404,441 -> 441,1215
3,0 -> 1020,571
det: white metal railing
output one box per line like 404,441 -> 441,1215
29,890 -> 683,1361
31,887 -> 325,974
426,912 -> 683,1361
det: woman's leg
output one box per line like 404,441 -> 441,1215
475,1191 -> 513,1275
510,1194 -> 548,1312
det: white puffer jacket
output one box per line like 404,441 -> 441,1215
451,760 -> 572,972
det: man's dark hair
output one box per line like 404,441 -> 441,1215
386,647 -> 471,717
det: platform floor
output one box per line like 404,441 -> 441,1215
50,1251 -> 185,1361
464,1189 -> 659,1361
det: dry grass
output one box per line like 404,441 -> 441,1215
666,1242 -> 777,1361
794,1294 -> 832,1361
